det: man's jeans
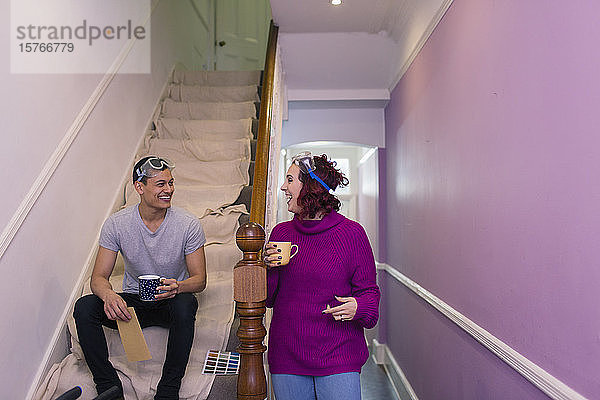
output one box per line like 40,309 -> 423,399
271,372 -> 361,400
74,292 -> 198,400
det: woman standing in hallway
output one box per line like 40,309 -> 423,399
264,152 -> 380,400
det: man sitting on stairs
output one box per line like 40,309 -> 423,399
74,156 -> 207,400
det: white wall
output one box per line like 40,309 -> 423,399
282,102 -> 386,148
0,1 -> 213,398
357,148 -> 379,261
279,32 -> 398,92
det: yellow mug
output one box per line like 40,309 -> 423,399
267,241 -> 299,265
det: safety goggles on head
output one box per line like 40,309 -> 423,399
135,156 -> 174,182
291,151 -> 334,194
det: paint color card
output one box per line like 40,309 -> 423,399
116,307 -> 152,362
202,350 -> 240,375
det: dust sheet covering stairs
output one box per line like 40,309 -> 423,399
34,68 -> 261,400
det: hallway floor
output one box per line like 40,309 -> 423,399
361,355 -> 401,400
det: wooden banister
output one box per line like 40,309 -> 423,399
234,223 -> 267,400
249,20 -> 278,225
235,21 -> 278,400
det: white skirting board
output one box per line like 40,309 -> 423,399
372,339 -> 419,400
376,263 -> 588,400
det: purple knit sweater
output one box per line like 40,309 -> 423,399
266,211 -> 380,375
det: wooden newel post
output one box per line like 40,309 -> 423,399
234,222 -> 267,400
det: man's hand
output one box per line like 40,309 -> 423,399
90,246 -> 131,321
156,278 -> 179,300
102,291 -> 131,321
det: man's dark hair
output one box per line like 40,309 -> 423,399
132,156 -> 171,184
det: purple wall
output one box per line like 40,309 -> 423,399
383,0 -> 600,399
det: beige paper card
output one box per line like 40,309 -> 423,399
116,307 -> 152,362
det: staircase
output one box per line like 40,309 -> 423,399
142,68 -> 264,400
34,68 -> 263,400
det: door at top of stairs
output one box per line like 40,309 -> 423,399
215,0 -> 272,70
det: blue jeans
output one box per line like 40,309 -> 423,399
271,373 -> 361,400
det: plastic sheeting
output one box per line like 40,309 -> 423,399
168,84 -> 259,103
156,118 -> 254,140
161,98 -> 256,120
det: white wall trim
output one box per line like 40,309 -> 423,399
372,339 -> 419,400
376,263 -> 588,400
0,1 -> 158,264
389,0 -> 454,91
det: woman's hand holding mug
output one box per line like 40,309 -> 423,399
264,241 -> 298,268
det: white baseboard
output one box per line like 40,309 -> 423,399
372,338 -> 387,365
26,236 -> 100,400
372,339 -> 419,400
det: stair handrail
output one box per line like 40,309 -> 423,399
250,20 -> 278,225
234,20 -> 279,400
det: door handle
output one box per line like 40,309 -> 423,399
218,40 -> 226,47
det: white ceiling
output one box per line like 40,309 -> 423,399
270,0 -> 453,99
271,0 -> 421,40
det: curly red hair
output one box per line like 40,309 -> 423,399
297,154 -> 349,219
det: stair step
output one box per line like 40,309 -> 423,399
156,118 -> 254,140
164,184 -> 247,217
168,159 -> 251,187
161,99 -> 256,120
168,84 -> 259,103
146,137 -> 252,162
166,69 -> 260,400
172,69 -> 261,86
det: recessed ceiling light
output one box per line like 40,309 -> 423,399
331,0 -> 342,5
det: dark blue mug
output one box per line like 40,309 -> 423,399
138,275 -> 164,301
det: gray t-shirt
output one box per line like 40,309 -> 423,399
99,205 -> 206,294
